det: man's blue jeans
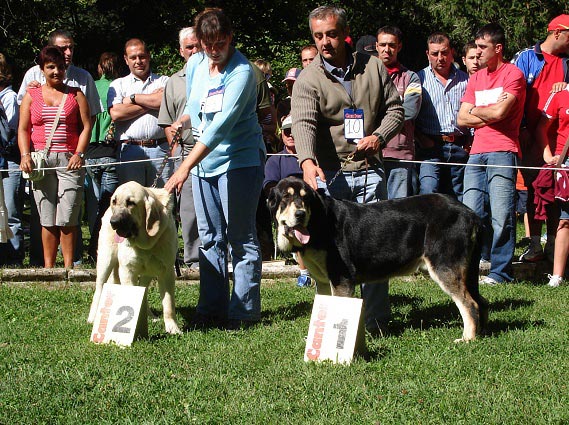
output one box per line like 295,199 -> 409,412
463,152 -> 517,283
192,164 -> 264,322
117,142 -> 173,188
0,160 -> 24,265
384,160 -> 418,199
418,142 -> 469,201
85,156 -> 119,257
318,166 -> 391,330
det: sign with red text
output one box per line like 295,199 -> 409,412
90,283 -> 147,346
304,295 -> 363,364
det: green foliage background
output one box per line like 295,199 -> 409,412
1,0 -> 568,92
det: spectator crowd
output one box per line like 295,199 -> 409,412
1,6 -> 568,328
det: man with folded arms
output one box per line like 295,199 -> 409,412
108,38 -> 170,186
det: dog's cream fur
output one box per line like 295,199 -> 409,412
87,181 -> 181,334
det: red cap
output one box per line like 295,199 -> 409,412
548,14 -> 569,31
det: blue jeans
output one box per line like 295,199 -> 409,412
417,142 -> 469,201
193,164 -> 264,322
117,142 -> 173,188
384,160 -> 418,199
0,160 -> 25,265
318,166 -> 391,329
463,152 -> 517,282
85,157 -> 119,257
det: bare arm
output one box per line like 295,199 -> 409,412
17,93 -> 34,173
469,93 -> 518,124
457,101 -> 486,128
129,88 -> 164,110
109,89 -> 164,121
535,115 -> 557,164
68,91 -> 92,170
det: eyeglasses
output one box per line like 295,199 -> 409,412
282,129 -> 293,137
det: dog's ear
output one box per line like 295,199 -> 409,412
145,194 -> 163,237
148,188 -> 174,214
316,188 -> 327,197
267,186 -> 280,217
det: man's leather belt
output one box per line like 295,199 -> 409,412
125,138 -> 167,147
430,134 -> 466,144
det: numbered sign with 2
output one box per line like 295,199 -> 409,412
90,283 -> 147,346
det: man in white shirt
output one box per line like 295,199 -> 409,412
17,29 -> 102,117
108,38 -> 170,186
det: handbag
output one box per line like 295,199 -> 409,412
22,91 -> 68,181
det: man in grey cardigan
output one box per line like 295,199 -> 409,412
292,5 -> 404,335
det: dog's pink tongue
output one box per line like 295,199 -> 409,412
294,227 -> 310,245
114,233 -> 125,243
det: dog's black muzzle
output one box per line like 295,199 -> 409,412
110,213 -> 138,239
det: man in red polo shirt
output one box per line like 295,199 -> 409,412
513,14 -> 569,262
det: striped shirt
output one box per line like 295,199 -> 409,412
29,86 -> 80,152
416,65 -> 468,136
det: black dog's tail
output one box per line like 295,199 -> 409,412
467,220 -> 489,332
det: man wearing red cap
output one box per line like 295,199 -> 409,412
513,14 -> 569,263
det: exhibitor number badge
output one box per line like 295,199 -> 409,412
344,108 -> 364,142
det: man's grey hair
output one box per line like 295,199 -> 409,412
308,6 -> 348,33
178,27 -> 195,46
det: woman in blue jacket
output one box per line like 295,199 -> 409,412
165,8 -> 265,329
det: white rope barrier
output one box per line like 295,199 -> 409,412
264,152 -> 568,172
23,152 -> 568,173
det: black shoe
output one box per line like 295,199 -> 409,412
191,313 -> 225,329
224,319 -> 259,331
366,321 -> 389,338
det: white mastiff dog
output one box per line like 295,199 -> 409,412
87,181 -> 182,334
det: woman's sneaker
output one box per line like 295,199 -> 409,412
547,274 -> 563,288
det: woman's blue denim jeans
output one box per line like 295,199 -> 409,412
192,164 -> 264,322
463,152 -> 517,283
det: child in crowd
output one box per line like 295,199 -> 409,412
263,115 -> 312,287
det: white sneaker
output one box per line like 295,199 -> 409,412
519,243 -> 545,262
547,274 -> 563,288
480,276 -> 500,286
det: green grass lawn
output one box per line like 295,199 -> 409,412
0,278 -> 567,424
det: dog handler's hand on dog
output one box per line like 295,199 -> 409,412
301,159 -> 326,191
164,141 -> 211,194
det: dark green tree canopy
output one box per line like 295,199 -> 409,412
1,0 -> 567,92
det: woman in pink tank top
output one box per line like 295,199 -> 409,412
17,45 -> 91,268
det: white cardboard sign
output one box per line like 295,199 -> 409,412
90,283 -> 147,346
304,294 -> 364,364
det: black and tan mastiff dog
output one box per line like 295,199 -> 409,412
268,176 -> 488,342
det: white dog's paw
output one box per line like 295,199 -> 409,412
164,320 -> 183,335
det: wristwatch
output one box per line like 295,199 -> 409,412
130,93 -> 137,105
75,151 -> 85,159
